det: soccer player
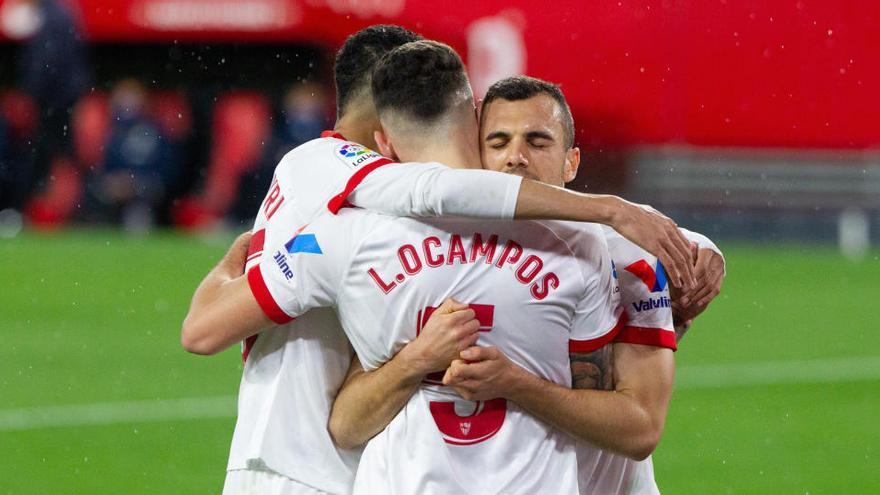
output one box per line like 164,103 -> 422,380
186,25 -> 695,494
238,40 -> 623,493
444,75 -> 725,494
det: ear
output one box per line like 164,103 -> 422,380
563,146 -> 581,184
374,128 -> 399,161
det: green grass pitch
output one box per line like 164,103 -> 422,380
1,231 -> 877,493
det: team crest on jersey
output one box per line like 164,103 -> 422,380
335,142 -> 383,169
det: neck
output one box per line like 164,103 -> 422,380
394,122 -> 481,170
334,103 -> 381,149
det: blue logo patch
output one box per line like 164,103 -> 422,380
285,233 -> 323,255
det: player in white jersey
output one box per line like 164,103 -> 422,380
244,40 -> 622,494
450,76 -> 725,494
182,27 -> 702,494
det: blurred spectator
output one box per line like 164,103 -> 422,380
231,82 -> 329,224
17,0 -> 90,200
85,79 -> 177,231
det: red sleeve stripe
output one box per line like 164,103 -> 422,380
615,326 -> 678,351
247,265 -> 295,324
248,229 -> 266,256
569,313 -> 629,353
327,158 -> 394,214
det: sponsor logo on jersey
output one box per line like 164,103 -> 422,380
625,258 -> 670,313
335,142 -> 383,169
273,251 -> 294,280
285,233 -> 323,255
631,295 -> 671,313
624,259 -> 667,293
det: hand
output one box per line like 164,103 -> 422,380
221,231 -> 253,276
610,198 -> 696,292
399,299 -> 480,376
443,346 -> 525,401
672,247 -> 725,322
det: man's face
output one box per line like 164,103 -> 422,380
480,94 -> 579,186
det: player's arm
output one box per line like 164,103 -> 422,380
344,163 -> 696,290
181,233 -> 272,354
328,300 -> 480,449
181,220 -> 347,355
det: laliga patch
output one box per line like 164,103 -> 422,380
335,142 -> 384,169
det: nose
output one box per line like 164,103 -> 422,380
505,140 -> 529,171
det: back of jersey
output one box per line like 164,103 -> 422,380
304,212 -> 622,494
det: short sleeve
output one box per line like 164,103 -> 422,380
246,211 -> 350,324
567,226 -> 625,353
615,257 -> 677,351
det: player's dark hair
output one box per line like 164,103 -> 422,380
334,25 -> 423,117
482,76 -> 575,149
371,40 -> 471,125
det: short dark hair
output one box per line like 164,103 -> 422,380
371,40 -> 471,125
482,76 -> 575,149
334,25 -> 422,117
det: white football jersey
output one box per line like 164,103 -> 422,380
227,131 -> 523,494
248,210 -> 622,494
576,227 -> 722,495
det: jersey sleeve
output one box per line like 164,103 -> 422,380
334,161 -> 522,219
568,226 -> 625,354
615,257 -> 677,351
246,210 -> 350,324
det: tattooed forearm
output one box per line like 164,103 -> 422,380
674,315 -> 692,343
570,346 -> 613,390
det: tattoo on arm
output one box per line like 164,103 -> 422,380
570,346 -> 613,390
674,316 -> 692,343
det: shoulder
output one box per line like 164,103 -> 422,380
601,225 -> 656,268
276,137 -> 389,179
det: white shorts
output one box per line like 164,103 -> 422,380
223,469 -> 333,495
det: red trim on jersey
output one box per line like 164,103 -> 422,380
615,326 -> 678,351
247,265 -> 295,324
326,157 -> 394,214
245,229 -> 266,265
242,334 -> 258,363
321,130 -> 346,140
569,313 -> 628,353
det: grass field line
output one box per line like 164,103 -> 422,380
675,355 -> 880,389
1,356 -> 879,432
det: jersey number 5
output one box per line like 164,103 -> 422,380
417,303 -> 507,446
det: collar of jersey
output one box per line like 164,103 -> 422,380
321,130 -> 347,140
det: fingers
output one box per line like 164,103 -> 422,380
659,246 -> 691,303
225,231 -> 253,274
692,249 -> 723,307
443,359 -> 469,385
460,346 -> 499,362
457,331 -> 480,351
696,271 -> 723,307
436,298 -> 470,314
666,224 -> 697,290
447,307 -> 477,325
